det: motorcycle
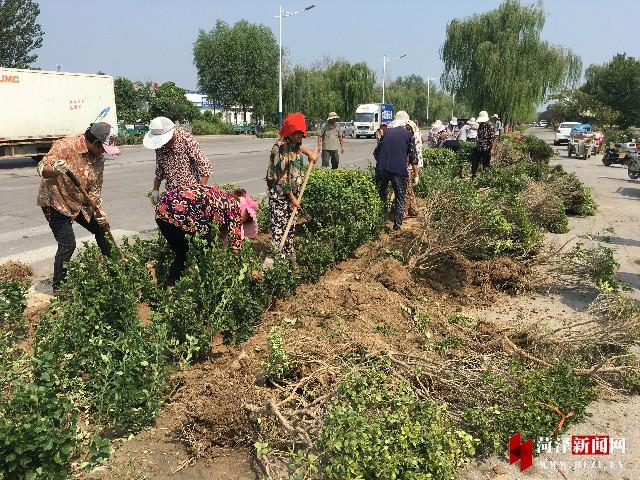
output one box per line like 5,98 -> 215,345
627,153 -> 640,180
602,146 -> 630,167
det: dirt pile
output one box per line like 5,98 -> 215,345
0,260 -> 33,285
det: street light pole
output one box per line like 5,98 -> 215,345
382,54 -> 406,104
426,77 -> 430,124
277,4 -> 315,129
451,93 -> 455,119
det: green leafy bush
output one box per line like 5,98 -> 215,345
0,382 -> 77,480
262,326 -> 297,383
33,244 -> 170,432
0,280 -> 28,328
519,180 -> 569,234
422,147 -> 456,166
115,132 -> 143,146
192,118 -> 234,135
256,129 -> 279,138
158,235 -> 266,354
315,367 -> 475,480
302,169 -> 383,258
256,195 -> 270,234
561,242 -> 624,291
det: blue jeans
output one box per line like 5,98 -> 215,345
375,170 -> 408,230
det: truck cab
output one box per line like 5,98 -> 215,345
354,103 -> 393,139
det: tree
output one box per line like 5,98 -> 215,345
547,89 -> 620,128
0,0 -> 44,68
193,19 -> 278,121
149,82 -> 200,122
581,53 -> 640,128
440,0 -> 582,123
114,77 -> 143,123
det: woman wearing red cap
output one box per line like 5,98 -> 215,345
265,113 -> 317,259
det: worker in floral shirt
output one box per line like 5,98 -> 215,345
36,122 -> 119,293
143,116 -> 213,205
265,112 -> 317,258
471,110 -> 496,178
155,184 -> 242,285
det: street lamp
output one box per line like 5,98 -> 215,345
277,4 -> 315,129
382,54 -> 406,104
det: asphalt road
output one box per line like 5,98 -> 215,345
0,134 -> 379,280
531,126 -> 640,299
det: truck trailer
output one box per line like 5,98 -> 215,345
0,68 -> 118,161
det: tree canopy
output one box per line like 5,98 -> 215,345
193,19 -> 279,120
440,0 -> 582,122
0,0 -> 44,68
581,53 -> 640,128
149,82 -> 200,122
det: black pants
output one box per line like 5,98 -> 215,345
471,149 -> 491,177
321,150 -> 340,169
43,206 -> 112,288
375,170 -> 408,230
156,219 -> 189,286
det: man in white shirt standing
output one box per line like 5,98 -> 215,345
317,111 -> 344,169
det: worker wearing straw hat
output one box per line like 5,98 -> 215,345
317,111 -> 344,169
471,110 -> 495,178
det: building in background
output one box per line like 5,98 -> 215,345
184,90 -> 253,124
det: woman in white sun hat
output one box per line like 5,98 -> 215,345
144,116 -> 212,205
471,111 -> 496,179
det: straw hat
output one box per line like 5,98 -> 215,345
477,111 -> 490,123
450,117 -> 458,126
467,117 -> 476,125
143,117 -> 175,149
388,110 -> 410,128
327,111 -> 339,121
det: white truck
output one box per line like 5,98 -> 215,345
0,68 -> 118,161
353,103 -> 394,139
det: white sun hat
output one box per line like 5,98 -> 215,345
477,111 -> 490,123
450,117 -> 458,125
388,110 -> 410,128
467,117 -> 476,125
143,117 -> 176,149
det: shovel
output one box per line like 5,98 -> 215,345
65,170 -> 123,259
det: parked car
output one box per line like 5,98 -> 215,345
538,120 -> 548,127
554,121 -> 581,145
233,122 -> 256,135
338,121 -> 355,137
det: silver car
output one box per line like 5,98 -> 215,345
338,121 -> 355,137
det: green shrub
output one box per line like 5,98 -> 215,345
489,190 -> 544,254
314,367 -> 475,480
422,147 -> 456,166
463,362 -> 595,457
519,180 -> 569,234
33,244 -> 170,432
262,326 -> 297,383
257,129 -> 279,138
0,382 -> 77,480
115,132 -> 143,146
603,128 -> 636,146
262,257 -> 298,303
158,235 -> 266,354
518,134 -> 554,162
561,242 -> 623,291
302,169 -> 383,256
295,228 -> 337,283
256,195 -> 270,234
192,118 -> 234,135
0,280 -> 28,329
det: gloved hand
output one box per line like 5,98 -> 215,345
413,175 -> 420,186
53,160 -> 69,174
151,190 -> 160,205
95,209 -> 109,226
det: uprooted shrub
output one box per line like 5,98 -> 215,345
294,366 -> 475,480
556,241 -> 623,291
548,167 -> 597,216
410,170 -> 512,270
519,179 -> 569,234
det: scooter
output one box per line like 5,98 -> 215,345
627,153 -> 640,180
602,145 -> 630,167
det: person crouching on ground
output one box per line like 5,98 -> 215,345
232,188 -> 258,240
36,122 -> 119,294
266,112 -> 317,259
155,184 -> 242,286
373,111 -> 418,231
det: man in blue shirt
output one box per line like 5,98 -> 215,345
373,111 -> 418,231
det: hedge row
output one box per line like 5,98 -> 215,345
0,169 -> 383,478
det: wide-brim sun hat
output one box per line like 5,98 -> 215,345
143,117 -> 176,149
492,114 -> 500,119
406,120 -> 418,133
467,117 -> 476,125
477,111 -> 490,123
327,111 -> 339,121
450,117 -> 458,125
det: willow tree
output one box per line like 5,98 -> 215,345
440,0 -> 582,122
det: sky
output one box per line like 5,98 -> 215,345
34,0 -> 640,92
